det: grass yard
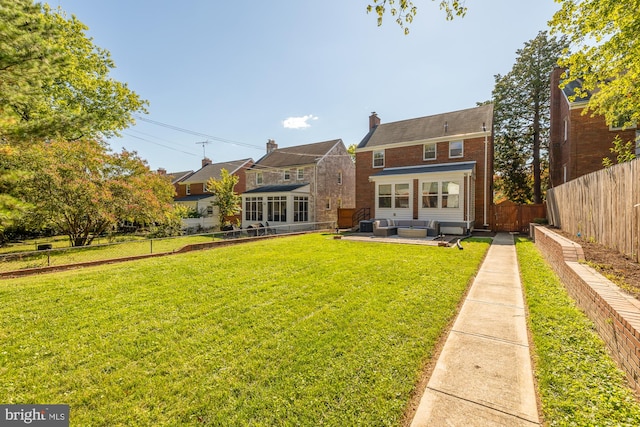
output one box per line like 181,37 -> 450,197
0,235 -> 217,272
516,237 -> 640,426
0,233 -> 490,426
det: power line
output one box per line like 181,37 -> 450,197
134,115 -> 263,150
123,133 -> 200,157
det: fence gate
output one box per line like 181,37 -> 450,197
493,202 -> 546,232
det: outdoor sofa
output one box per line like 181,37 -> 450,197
372,219 -> 440,237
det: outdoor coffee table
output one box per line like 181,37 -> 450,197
397,227 -> 427,238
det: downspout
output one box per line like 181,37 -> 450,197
466,172 -> 471,231
483,124 -> 489,227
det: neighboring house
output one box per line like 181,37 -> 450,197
241,139 -> 355,229
549,67 -> 639,187
355,105 -> 494,234
171,157 -> 254,230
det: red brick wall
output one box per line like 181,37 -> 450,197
533,225 -> 640,394
549,68 -> 637,186
356,137 -> 492,226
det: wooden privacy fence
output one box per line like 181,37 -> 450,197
492,201 -> 546,232
546,159 -> 640,262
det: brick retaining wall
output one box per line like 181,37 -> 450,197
531,225 -> 640,394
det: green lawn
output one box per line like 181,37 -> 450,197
516,237 -> 640,426
0,233 -> 490,426
0,235 -> 217,272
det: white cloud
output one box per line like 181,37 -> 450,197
282,115 -> 318,129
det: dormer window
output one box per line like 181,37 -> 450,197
284,169 -> 290,181
424,143 -> 436,160
256,172 -> 263,185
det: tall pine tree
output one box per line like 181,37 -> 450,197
492,31 -> 568,203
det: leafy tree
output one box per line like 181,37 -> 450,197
550,0 -> 640,131
0,146 -> 31,244
206,169 -> 241,230
347,143 -> 357,162
492,31 -> 569,204
366,0 -> 466,33
0,0 -> 147,143
16,140 -> 175,246
602,136 -> 637,168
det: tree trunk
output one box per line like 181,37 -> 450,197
533,99 -> 542,203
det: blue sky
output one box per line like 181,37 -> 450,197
53,0 -> 561,172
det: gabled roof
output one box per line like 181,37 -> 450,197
252,139 -> 343,169
174,194 -> 216,202
243,184 -> 309,194
370,161 -> 476,178
166,170 -> 194,184
562,78 -> 592,103
358,104 -> 494,149
182,158 -> 253,184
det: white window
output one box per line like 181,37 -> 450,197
422,182 -> 438,208
424,143 -> 436,160
256,172 -> 263,185
378,184 -> 392,208
294,196 -> 308,222
563,118 -> 568,142
338,171 -> 343,185
442,181 -> 460,208
449,141 -> 463,158
377,183 -> 409,209
325,198 -> 331,210
284,170 -> 290,181
245,197 -> 263,221
267,196 -> 287,222
185,184 -> 191,195
297,168 -> 304,179
394,184 -> 410,208
373,150 -> 384,168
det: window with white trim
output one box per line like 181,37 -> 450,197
297,168 -> 304,179
185,184 -> 191,195
267,196 -> 287,222
394,183 -> 410,208
378,184 -> 392,208
449,141 -> 463,158
424,143 -> 436,160
338,171 -> 343,185
422,182 -> 438,208
294,196 -> 308,222
245,197 -> 263,221
284,170 -> 290,180
256,172 -> 263,185
442,181 -> 460,208
325,198 -> 331,210
373,150 -> 384,168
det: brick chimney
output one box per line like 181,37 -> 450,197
369,112 -> 381,130
266,139 -> 278,154
202,157 -> 212,167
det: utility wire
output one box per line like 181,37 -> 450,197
123,133 -> 200,157
134,115 -> 263,150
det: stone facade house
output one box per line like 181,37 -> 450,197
242,139 -> 355,229
171,157 -> 254,229
549,67 -> 639,187
355,105 -> 494,234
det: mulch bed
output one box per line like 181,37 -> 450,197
550,227 -> 640,300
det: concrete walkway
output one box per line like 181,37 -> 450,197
411,232 -> 541,426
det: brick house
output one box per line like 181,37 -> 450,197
549,67 -> 639,187
172,157 -> 254,229
355,105 -> 494,234
242,139 -> 355,229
